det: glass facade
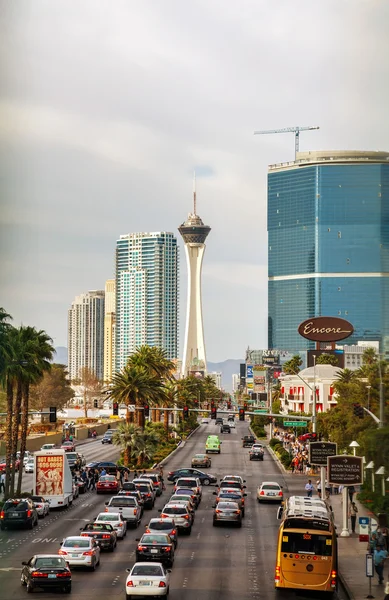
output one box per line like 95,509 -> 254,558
115,232 -> 178,371
268,156 -> 389,354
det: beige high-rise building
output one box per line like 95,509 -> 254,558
104,279 -> 116,382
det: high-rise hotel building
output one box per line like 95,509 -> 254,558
268,150 -> 389,355
68,290 -> 105,381
103,279 -> 116,382
115,232 -> 178,372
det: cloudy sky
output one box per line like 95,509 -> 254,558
1,0 -> 388,362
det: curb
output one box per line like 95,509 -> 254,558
159,425 -> 200,467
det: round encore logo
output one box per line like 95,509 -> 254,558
298,317 -> 354,342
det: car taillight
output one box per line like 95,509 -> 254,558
158,581 -> 167,588
126,581 -> 134,587
0,511 -> 4,519
241,499 -> 245,505
32,572 -> 48,578
58,550 -> 67,555
146,493 -> 151,497
145,529 -> 151,533
275,565 -> 281,583
104,507 -> 108,512
171,529 -> 176,535
235,510 -> 241,514
102,534 -> 111,539
260,491 -> 265,495
57,571 -> 70,578
183,514 -> 189,520
137,545 -> 147,551
83,550 -> 94,556
162,546 -> 171,551
118,522 -> 123,527
215,509 -> 222,514
80,534 -> 88,537
161,514 -> 167,519
27,510 -> 32,518
133,509 -> 137,515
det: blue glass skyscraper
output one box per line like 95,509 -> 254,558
115,232 -> 178,371
268,151 -> 389,355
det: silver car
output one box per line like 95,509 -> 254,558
30,496 -> 50,518
59,536 -> 100,570
159,504 -> 193,534
104,496 -> 142,527
213,501 -> 242,527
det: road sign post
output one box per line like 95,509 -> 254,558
327,455 -> 363,538
366,553 -> 374,598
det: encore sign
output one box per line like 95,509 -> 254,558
298,316 -> 354,342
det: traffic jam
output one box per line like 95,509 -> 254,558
1,413 -> 278,597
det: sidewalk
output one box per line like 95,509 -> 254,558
266,443 -> 383,600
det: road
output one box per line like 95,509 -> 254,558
0,421 -> 348,599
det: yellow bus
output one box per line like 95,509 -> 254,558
275,496 -> 338,595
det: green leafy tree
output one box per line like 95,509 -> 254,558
315,354 -> 339,366
282,355 -> 303,374
335,368 -> 355,384
113,422 -> 141,466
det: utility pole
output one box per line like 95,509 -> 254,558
378,358 -> 385,428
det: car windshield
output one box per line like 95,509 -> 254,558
85,523 -> 113,532
35,558 -> 66,569
221,482 -> 240,488
122,483 -> 136,490
135,484 -> 150,492
99,476 -> 115,482
109,498 -> 136,506
194,455 -> 205,459
97,514 -> 119,521
175,489 -> 194,495
63,539 -> 90,548
218,502 -> 238,509
171,496 -> 191,502
66,453 -> 78,460
148,521 -> 174,530
4,500 -> 27,510
262,484 -> 280,490
176,479 -> 197,486
30,496 -> 44,502
220,493 -> 240,499
163,507 -> 187,515
142,535 -> 169,544
132,565 -> 163,576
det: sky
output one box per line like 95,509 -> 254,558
1,0 -> 388,362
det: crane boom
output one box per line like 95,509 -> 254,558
253,126 -> 319,159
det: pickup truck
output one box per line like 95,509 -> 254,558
104,495 -> 142,527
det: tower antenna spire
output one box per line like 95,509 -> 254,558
193,171 -> 197,215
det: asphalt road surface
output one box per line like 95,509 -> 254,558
0,422 -> 348,599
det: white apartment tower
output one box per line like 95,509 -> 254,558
115,232 -> 179,372
103,279 -> 116,382
68,290 -> 105,381
178,180 -> 211,377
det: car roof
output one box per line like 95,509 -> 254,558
149,517 -> 175,524
63,536 -> 91,541
163,503 -> 189,509
131,561 -> 165,567
33,554 -> 67,559
260,481 -> 281,486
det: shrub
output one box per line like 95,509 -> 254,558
269,438 -> 280,448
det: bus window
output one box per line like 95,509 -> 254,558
281,532 -> 332,556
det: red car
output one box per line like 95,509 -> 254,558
61,440 -> 75,452
96,475 -> 119,494
298,432 -> 318,442
0,458 -> 20,472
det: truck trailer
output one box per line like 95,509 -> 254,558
33,449 -> 73,509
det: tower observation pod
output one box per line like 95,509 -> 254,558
178,178 -> 211,378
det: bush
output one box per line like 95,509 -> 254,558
269,438 -> 281,448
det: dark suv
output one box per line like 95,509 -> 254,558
0,498 -> 38,530
220,423 -> 231,434
242,435 -> 256,447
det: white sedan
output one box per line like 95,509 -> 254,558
257,481 -> 283,503
228,420 -> 235,428
126,562 -> 170,597
24,458 -> 34,473
31,495 -> 50,518
59,536 -> 100,570
201,418 -> 209,424
95,512 -> 127,539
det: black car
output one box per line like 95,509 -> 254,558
145,518 -> 178,549
21,555 -> 71,594
220,424 -> 231,434
1,498 -> 38,530
135,533 -> 175,567
215,417 -> 223,425
80,522 -> 117,551
242,435 -> 256,447
167,468 -> 217,486
102,430 -> 116,444
86,461 -> 119,474
134,482 -> 154,509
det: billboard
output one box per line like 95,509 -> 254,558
298,317 -> 354,342
35,454 -> 64,496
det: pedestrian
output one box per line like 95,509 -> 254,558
123,470 -> 129,482
133,470 -> 138,480
0,470 -> 5,494
374,545 -> 388,585
100,468 -> 107,476
305,480 -> 314,498
348,485 -> 355,503
348,501 -> 358,533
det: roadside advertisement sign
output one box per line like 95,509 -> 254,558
298,316 -> 354,342
327,455 -> 363,486
36,454 -> 64,496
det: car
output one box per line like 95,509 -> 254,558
213,501 -> 242,527
174,478 -> 202,503
242,435 -> 256,447
166,468 -> 217,486
119,481 -> 137,493
213,489 -> 246,516
228,420 -> 236,428
24,458 -> 34,473
66,451 -> 86,470
125,562 -> 171,597
102,431 -> 114,444
0,498 -> 38,530
171,489 -> 198,511
30,495 -> 50,518
159,503 -> 193,534
105,495 -> 142,527
74,475 -> 87,493
40,443 -> 56,451
140,473 -> 164,496
249,445 -> 264,461
220,423 -> 231,434
133,481 -> 155,509
219,479 -> 246,492
191,454 -> 212,468
21,555 -> 72,594
94,512 -> 127,539
80,522 -> 117,551
257,481 -> 283,503
227,414 -> 235,422
221,475 -> 246,486
17,450 -> 33,465
59,535 -> 100,570
61,440 -> 75,452
215,417 -> 223,425
96,475 -> 120,494
205,435 -> 221,453
201,417 -> 209,424
118,488 -> 145,513
135,533 -> 175,567
298,432 -> 318,442
86,461 -> 119,474
168,496 -> 196,518
134,478 -> 157,500
145,518 -> 178,549
0,456 -> 20,472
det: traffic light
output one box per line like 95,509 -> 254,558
183,406 -> 189,419
244,402 -> 248,411
227,401 -> 232,410
211,406 -> 217,419
113,402 -> 119,416
94,399 -> 98,408
144,404 -> 150,418
49,406 -> 57,423
353,403 -> 364,418
239,408 -> 245,422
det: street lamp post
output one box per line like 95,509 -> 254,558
349,441 -> 360,456
366,385 -> 371,412
366,461 -> 375,492
376,466 -> 385,496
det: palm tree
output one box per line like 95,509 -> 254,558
131,429 -> 161,468
335,368 -> 355,384
113,422 -> 141,466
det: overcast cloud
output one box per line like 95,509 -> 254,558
0,0 -> 388,362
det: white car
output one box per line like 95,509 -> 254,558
228,420 -> 235,428
221,475 -> 246,486
24,458 -> 34,473
125,562 -> 170,597
31,495 -> 50,517
257,481 -> 283,503
59,536 -> 100,570
94,512 -> 127,539
17,450 -> 33,465
201,418 -> 209,424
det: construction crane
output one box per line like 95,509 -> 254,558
253,126 -> 320,160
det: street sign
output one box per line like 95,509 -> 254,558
327,455 -> 364,486
366,554 -> 373,578
309,442 -> 337,466
283,421 -> 307,427
254,409 -> 268,413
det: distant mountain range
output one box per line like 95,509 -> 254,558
54,347 -> 242,391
